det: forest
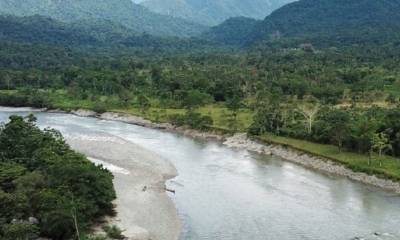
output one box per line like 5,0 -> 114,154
1,41 -> 400,163
0,115 -> 116,239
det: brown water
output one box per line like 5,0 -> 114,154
1,108 -> 399,240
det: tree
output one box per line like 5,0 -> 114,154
225,95 -> 242,131
329,110 -> 350,152
297,102 -> 320,135
249,101 -> 283,135
137,94 -> 151,114
182,90 -> 210,110
371,132 -> 392,167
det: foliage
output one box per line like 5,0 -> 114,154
102,225 -> 124,240
0,0 -> 207,38
169,111 -> 213,130
0,115 -> 116,240
201,17 -> 259,46
249,0 -> 400,47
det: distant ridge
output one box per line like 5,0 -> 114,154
140,0 -> 294,26
0,0 -> 208,37
248,0 -> 400,46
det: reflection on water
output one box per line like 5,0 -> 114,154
0,109 -> 399,240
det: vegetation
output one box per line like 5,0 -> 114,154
253,134 -> 400,181
1,2 -> 400,240
249,0 -> 400,47
0,115 -> 116,239
102,225 -> 124,240
0,0 -> 207,37
1,0 -> 400,184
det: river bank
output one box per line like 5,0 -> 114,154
62,108 -> 400,194
0,106 -> 182,240
66,133 -> 181,240
2,106 -> 400,239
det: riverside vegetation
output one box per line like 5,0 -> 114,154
1,0 -> 400,239
1,44 -> 400,181
0,115 -> 117,239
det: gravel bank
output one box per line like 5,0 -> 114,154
224,133 -> 400,194
67,109 -> 400,194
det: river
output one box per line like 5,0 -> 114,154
0,108 -> 399,240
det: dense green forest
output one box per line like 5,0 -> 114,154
0,115 -> 116,239
1,41 -> 400,158
204,0 -> 400,47
0,0 -> 207,38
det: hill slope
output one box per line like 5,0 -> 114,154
0,0 -> 207,37
248,0 -> 400,47
0,15 -> 215,51
200,17 -> 260,46
140,0 -> 294,26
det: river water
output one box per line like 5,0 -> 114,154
0,108 -> 399,240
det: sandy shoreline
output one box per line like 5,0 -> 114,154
64,109 -> 400,194
66,134 -> 181,240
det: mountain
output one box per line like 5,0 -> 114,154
248,0 -> 400,47
140,0 -> 294,26
200,17 -> 260,46
0,15 -> 99,46
0,0 -> 208,38
0,15 -> 215,51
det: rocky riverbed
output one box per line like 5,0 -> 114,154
66,109 -> 400,194
223,133 -> 400,194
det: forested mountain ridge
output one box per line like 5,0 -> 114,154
0,15 -> 216,51
200,17 -> 260,46
0,0 -> 208,37
247,0 -> 400,47
140,0 -> 294,26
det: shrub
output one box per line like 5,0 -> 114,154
103,225 -> 124,240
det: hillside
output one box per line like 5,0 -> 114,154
140,0 -> 294,26
200,17 -> 260,46
0,15 -> 215,51
0,0 -> 207,37
247,0 -> 400,47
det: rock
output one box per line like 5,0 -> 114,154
72,109 -> 97,117
29,217 -> 39,225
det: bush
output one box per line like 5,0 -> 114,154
93,102 -> 107,114
169,111 -> 213,130
84,234 -> 108,240
103,225 -> 124,240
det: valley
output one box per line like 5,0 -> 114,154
1,0 -> 400,239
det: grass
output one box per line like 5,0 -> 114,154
254,134 -> 400,181
45,92 -> 252,132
